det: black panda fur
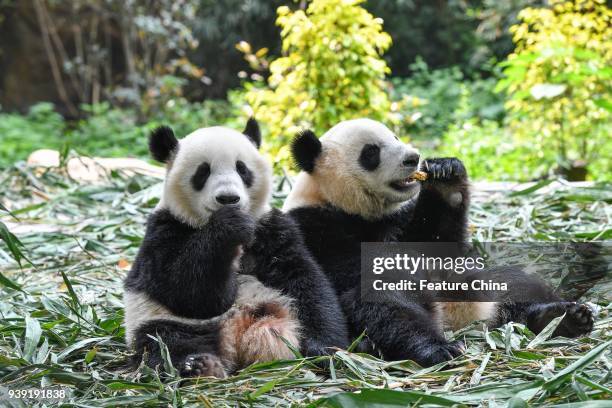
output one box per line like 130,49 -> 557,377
284,119 -> 594,367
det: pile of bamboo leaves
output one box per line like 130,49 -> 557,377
0,164 -> 610,407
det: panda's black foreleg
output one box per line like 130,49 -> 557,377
249,209 -> 350,357
340,287 -> 464,367
401,158 -> 470,242
494,301 -> 594,338
130,206 -> 255,320
132,319 -> 227,378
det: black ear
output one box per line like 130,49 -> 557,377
291,130 -> 321,173
149,126 -> 178,163
243,118 -> 261,148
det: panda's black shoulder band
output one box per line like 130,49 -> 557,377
243,118 -> 261,149
291,130 -> 321,173
149,126 -> 178,163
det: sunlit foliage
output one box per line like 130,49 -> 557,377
496,0 -> 611,179
243,0 -> 393,166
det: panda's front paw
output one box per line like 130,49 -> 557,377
421,158 -> 467,183
210,205 -> 256,245
414,340 -> 465,367
419,158 -> 468,208
181,353 -> 226,378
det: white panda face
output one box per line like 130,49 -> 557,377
322,119 -> 421,202
287,119 -> 421,218
155,125 -> 272,227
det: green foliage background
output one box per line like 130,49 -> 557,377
0,165 -> 610,406
244,0 -> 394,166
0,0 -> 610,181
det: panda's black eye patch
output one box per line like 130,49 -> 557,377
190,162 -> 211,191
236,160 -> 254,187
359,144 -> 380,171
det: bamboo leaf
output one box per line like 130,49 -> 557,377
527,313 -> 565,349
509,179 -> 554,197
319,389 -> 464,407
23,316 -> 42,362
0,270 -> 23,291
543,340 -> 612,392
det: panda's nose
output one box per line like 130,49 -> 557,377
402,153 -> 420,167
216,194 -> 240,205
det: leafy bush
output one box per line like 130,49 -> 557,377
390,60 -> 505,140
439,81 -> 610,183
440,117 -> 611,182
243,0 -> 393,166
496,0 -> 611,180
69,104 -> 147,158
70,99 -> 235,158
0,103 -> 65,166
0,99 -> 234,165
438,119 -> 555,181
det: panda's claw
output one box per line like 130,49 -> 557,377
414,340 -> 466,367
180,353 -> 226,378
420,158 -> 467,183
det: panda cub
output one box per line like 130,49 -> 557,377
284,118 -> 594,367
124,119 -> 348,378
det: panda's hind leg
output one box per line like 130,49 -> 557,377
132,319 -> 228,378
481,267 -> 594,338
341,288 -> 465,367
496,301 -> 594,338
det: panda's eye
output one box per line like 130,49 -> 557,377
363,145 -> 379,157
236,160 -> 254,187
236,160 -> 247,175
359,144 -> 380,171
190,162 -> 211,191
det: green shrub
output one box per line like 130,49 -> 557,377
0,103 -> 65,166
0,99 -> 235,165
438,119 -> 555,181
70,99 -> 235,158
243,0 -> 393,167
439,114 -> 610,182
496,0 -> 611,180
437,79 -> 610,182
70,103 -> 146,158
158,98 -> 235,137
390,60 -> 505,141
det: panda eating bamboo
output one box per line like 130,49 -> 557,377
284,118 -> 594,367
123,119 -> 348,378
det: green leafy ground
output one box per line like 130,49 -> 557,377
0,164 -> 610,407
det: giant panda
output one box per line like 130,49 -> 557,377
124,119 -> 348,378
283,118 -> 594,367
